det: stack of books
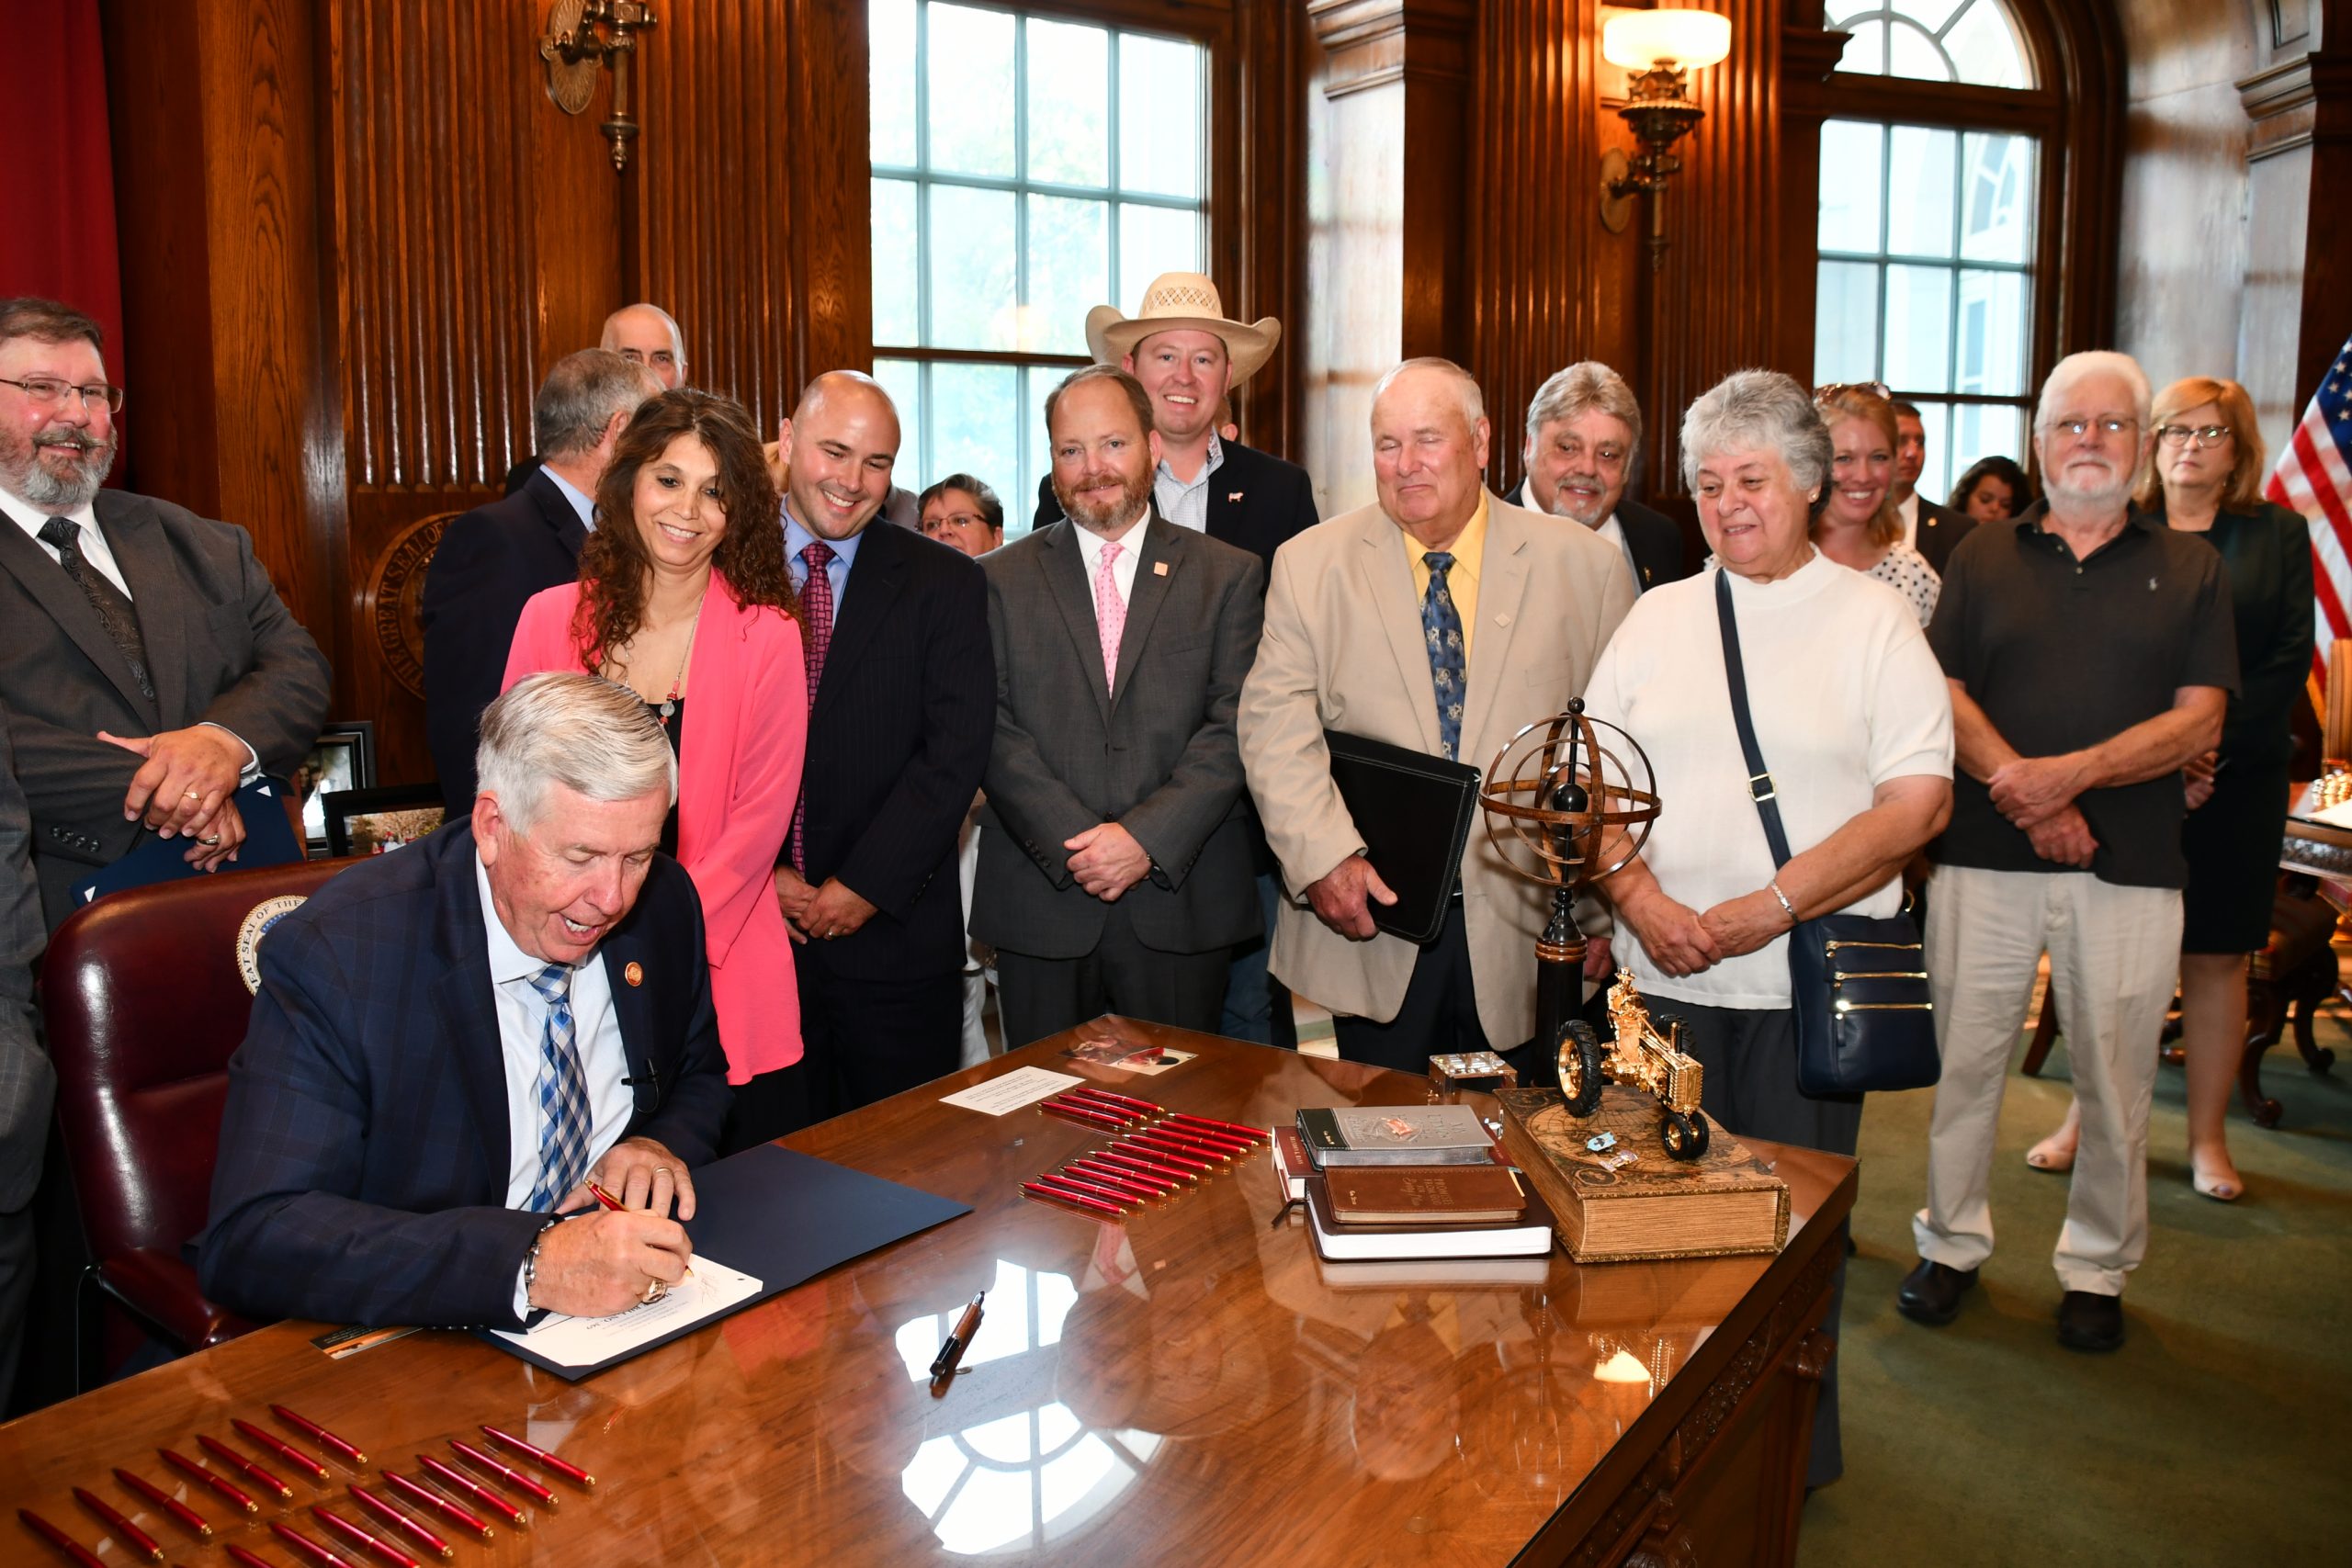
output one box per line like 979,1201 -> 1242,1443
1276,1106 -> 1555,1267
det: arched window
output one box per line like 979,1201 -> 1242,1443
1814,0 -> 2052,504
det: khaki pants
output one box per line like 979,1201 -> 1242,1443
1913,864 -> 2182,1296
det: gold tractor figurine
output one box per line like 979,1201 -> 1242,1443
1555,969 -> 1711,1161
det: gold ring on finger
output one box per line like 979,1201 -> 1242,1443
183,787 -> 202,800
643,1278 -> 667,1304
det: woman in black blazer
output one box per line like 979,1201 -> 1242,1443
2026,376 -> 2312,1201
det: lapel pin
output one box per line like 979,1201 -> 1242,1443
1154,560 -> 1170,576
624,961 -> 644,987
1227,491 -> 1244,502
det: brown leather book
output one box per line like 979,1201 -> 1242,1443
1325,1163 -> 1528,1226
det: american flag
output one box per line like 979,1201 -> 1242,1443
2273,333 -> 2352,701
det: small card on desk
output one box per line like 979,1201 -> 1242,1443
939,1066 -> 1083,1114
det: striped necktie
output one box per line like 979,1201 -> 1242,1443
525,963 -> 592,1213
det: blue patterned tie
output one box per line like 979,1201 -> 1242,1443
525,963 -> 592,1213
1420,551 -> 1466,761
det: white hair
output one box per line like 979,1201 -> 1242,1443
1372,356 -> 1487,430
1524,360 -> 1644,451
475,673 -> 676,835
1679,369 -> 1832,494
2035,351 -> 2152,432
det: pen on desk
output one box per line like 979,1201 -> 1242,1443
70,1487 -> 163,1563
1067,1160 -> 1170,1200
111,1470 -> 210,1540
234,1416 -> 332,1483
1099,1146 -> 1199,1183
1046,1168 -> 1146,1207
480,1426 -> 594,1490
416,1455 -> 527,1529
347,1483 -> 453,1559
311,1504 -> 421,1568
447,1439 -> 559,1508
272,1518 -> 364,1568
1020,1179 -> 1125,1217
379,1471 -> 492,1542
1149,1122 -> 1258,1156
18,1509 -> 109,1568
198,1433 -> 294,1501
1163,1111 -> 1271,1144
1125,1133 -> 1220,1169
1041,1099 -> 1134,1131
928,1290 -> 986,1381
158,1448 -> 259,1514
272,1405 -> 369,1468
1067,1083 -> 1159,1111
226,1547 -> 280,1568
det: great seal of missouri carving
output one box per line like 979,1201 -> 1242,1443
365,512 -> 460,699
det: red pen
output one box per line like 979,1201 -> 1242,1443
1124,1134 -> 1219,1169
235,1417 -> 332,1483
417,1456 -> 526,1528
1094,1148 -> 1195,1187
18,1508 -> 109,1568
1107,1140 -> 1209,1176
1071,1085 -> 1160,1113
1020,1179 -> 1125,1217
312,1504 -> 421,1568
199,1434 -> 293,1501
1045,1168 -> 1144,1206
1148,1120 -> 1259,1155
448,1439 -> 559,1508
71,1487 -> 163,1562
1057,1089 -> 1148,1116
480,1426 -> 595,1490
1033,1170 -> 1131,1208
227,1547 -> 280,1568
273,1405 -> 369,1469
273,1518 -> 363,1568
379,1472 -> 492,1542
1163,1110 -> 1272,1142
583,1180 -> 628,1211
347,1483 -> 453,1559
158,1448 -> 259,1514
1040,1100 -> 1133,1131
111,1470 -> 211,1540
1067,1160 -> 1170,1199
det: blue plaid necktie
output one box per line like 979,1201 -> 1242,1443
1420,550 -> 1466,761
525,963 -> 592,1213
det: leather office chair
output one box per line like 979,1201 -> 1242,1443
41,856 -> 354,1386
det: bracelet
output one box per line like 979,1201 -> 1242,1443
1768,879 -> 1796,922
522,1219 -> 560,1306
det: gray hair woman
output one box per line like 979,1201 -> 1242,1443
1580,369 -> 1956,1492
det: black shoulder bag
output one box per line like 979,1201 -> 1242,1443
1713,570 -> 1940,1096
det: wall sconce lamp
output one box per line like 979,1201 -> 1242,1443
540,0 -> 659,173
1598,8 -> 1733,271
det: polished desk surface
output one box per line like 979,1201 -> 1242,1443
1,1021 -> 1854,1566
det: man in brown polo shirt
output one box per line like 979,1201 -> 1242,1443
1897,351 -> 2237,1353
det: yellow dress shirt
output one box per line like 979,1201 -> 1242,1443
1405,492 -> 1488,662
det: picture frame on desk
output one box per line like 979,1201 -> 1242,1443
323,784 -> 446,858
297,722 -> 377,851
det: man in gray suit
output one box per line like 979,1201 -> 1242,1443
0,721 -> 51,1396
972,367 -> 1266,1048
0,298 -> 330,928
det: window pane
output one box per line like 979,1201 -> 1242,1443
1026,19 -> 1108,186
1899,0 -> 1967,30
1960,132 -> 2035,263
1024,195 -> 1108,355
1022,364 -> 1061,534
1884,265 -> 1953,392
931,362 -> 1021,504
871,0 -> 917,166
1119,204 -> 1200,315
875,357 -> 926,487
1815,261 -> 1880,384
1818,120 -> 1883,253
872,178 -> 920,346
928,185 -> 1017,350
1950,403 -> 2028,496
1956,269 -> 2028,396
1119,34 -> 1202,198
1885,126 -> 1956,257
928,4 -> 1015,177
1836,19 -> 1886,75
1945,0 -> 2029,88
1886,21 -> 1953,81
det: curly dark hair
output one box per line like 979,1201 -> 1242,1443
575,389 -> 799,671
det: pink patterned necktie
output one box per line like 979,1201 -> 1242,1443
789,540 -> 836,871
1094,540 -> 1125,694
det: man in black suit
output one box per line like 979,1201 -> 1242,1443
1503,360 -> 1690,597
503,304 -> 687,497
0,298 -> 331,930
773,372 -> 993,1114
200,675 -> 730,1328
424,348 -> 661,810
1891,399 -> 1975,573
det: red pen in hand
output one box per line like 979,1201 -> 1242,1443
585,1180 -> 693,1278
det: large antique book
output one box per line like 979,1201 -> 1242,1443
1495,1088 -> 1790,1263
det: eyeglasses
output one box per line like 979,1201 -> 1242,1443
2155,423 -> 2232,449
0,376 -> 125,413
2042,416 -> 2137,439
1815,380 -> 1892,402
924,513 -> 991,532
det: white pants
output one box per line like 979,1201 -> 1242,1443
1914,864 -> 2182,1296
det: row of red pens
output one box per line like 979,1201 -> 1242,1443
1022,1086 -> 1271,1215
18,1409 -> 594,1568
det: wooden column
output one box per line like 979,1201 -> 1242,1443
2239,45 -> 2352,439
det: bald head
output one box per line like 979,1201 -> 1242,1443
779,370 -> 902,541
601,303 -> 686,389
1371,357 -> 1491,545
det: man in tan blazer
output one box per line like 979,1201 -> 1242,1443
1238,358 -> 1634,1070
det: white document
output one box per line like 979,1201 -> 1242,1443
2310,799 -> 2352,830
938,1065 -> 1084,1116
492,1257 -> 764,1370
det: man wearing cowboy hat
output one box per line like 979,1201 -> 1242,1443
1035,273 -> 1321,1046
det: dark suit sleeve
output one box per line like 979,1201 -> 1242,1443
4,709 -> 146,860
192,525 -> 333,779
198,919 -> 545,1329
1286,460 -> 1322,530
1120,555 -> 1264,886
980,566 -> 1098,887
628,874 -> 732,1165
834,551 -> 996,919
423,517 -> 531,811
1033,474 -> 1064,532
0,729 -> 52,1212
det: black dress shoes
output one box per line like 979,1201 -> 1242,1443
1895,1258 -> 1978,1325
2057,1290 -> 2125,1352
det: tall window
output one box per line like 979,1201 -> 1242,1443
1815,0 -> 2039,504
870,1 -> 1207,530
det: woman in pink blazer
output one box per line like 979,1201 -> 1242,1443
503,389 -> 809,1151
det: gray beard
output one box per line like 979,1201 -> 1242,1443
4,440 -> 115,512
2045,465 -> 2133,514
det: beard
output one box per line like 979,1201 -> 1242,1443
1057,466 -> 1152,535
0,424 -> 118,511
2043,456 -> 2134,513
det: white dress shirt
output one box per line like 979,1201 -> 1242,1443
1590,511 -> 1644,598
1072,513 -> 1145,617
2,488 -> 131,597
1897,491 -> 1920,549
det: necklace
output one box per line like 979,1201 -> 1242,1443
656,591 -> 707,725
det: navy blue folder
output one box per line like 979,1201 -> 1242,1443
69,777 -> 305,908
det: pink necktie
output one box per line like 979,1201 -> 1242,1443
1094,540 -> 1125,694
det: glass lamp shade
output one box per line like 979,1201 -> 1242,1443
1600,9 -> 1733,73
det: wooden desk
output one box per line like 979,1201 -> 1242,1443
0,1021 -> 1853,1566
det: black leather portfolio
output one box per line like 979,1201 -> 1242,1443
1322,729 -> 1482,945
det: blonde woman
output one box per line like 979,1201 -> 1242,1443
1814,383 -> 1940,626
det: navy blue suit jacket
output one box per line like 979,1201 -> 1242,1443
198,821 -> 730,1329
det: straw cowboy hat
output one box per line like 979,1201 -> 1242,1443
1085,273 -> 1282,387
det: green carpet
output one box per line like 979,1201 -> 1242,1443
1799,1018 -> 2352,1566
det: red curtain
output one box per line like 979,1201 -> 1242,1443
0,0 -> 125,366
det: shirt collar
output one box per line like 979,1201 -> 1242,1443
783,503 -> 865,569
1072,505 -> 1155,568
540,466 -> 598,532
1411,491 -> 1489,567
475,850 -> 557,987
0,482 -> 96,539
1157,433 -> 1224,491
